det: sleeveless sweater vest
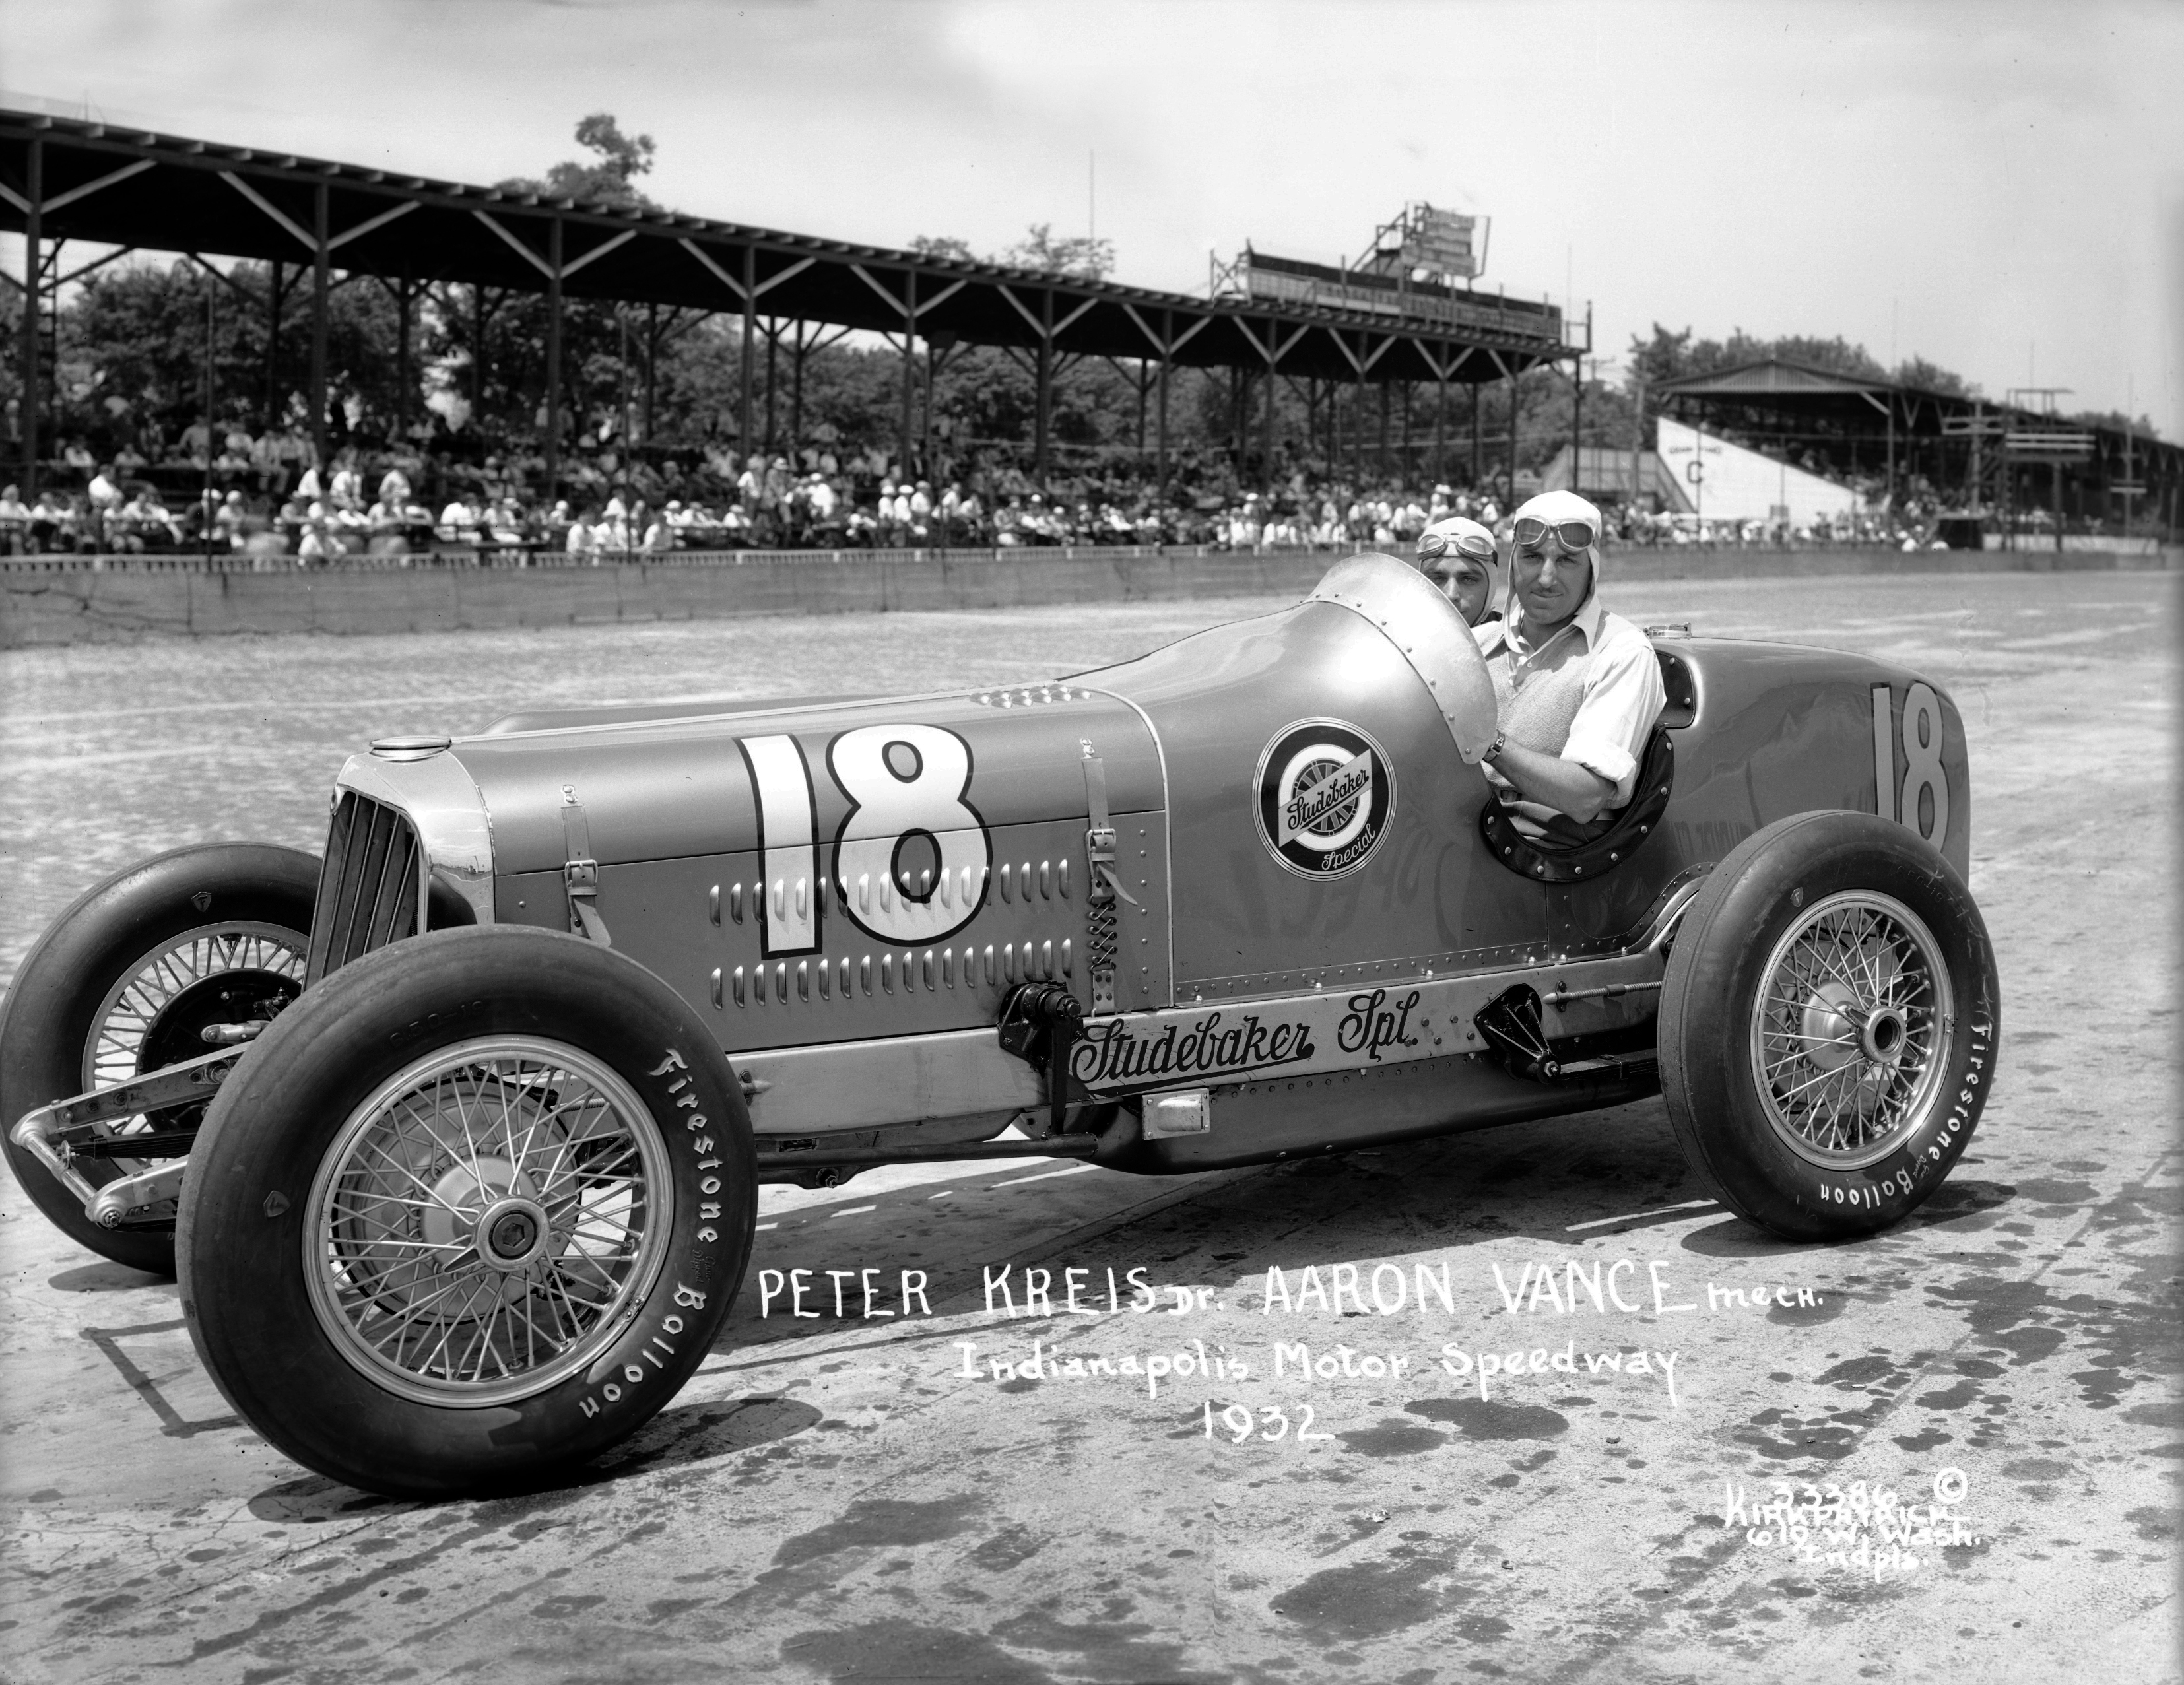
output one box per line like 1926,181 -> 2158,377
1488,633 -> 1616,845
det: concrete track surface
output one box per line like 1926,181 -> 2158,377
0,573 -> 2175,1685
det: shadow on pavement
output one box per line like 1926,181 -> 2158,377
48,1259 -> 174,1294
244,1395 -> 824,1523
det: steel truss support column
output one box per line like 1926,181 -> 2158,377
18,137 -> 40,496
265,259 -> 282,431
1471,380 -> 1482,488
394,273 -> 413,444
471,285 -> 488,416
1435,377 -> 1447,484
644,301 -> 659,444
309,182 -> 329,467
618,309 -> 632,459
1507,364 -> 1520,506
739,246 -> 756,455
899,270 -> 918,477
765,317 -> 779,451
1570,360 -> 1583,495
792,321 -> 808,451
545,218 -> 564,498
1885,394 -> 1896,511
1034,287 -> 1054,490
1156,309 -> 1172,505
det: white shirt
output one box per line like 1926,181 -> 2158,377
1473,591 -> 1666,809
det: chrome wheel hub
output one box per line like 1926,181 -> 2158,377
475,1197 -> 553,1272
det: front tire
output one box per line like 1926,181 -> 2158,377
1659,812 -> 1999,1241
178,926 -> 756,1498
0,844 -> 317,1276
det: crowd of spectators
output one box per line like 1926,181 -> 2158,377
0,426 -> 2076,562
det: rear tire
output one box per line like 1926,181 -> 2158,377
178,926 -> 756,1498
0,844 -> 317,1276
1659,812 -> 1999,1241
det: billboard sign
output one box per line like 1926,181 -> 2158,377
1400,206 -> 1480,279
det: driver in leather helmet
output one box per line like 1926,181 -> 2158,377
1473,490 -> 1665,846
1417,515 -> 1504,628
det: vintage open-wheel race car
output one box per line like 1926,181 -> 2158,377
1,555 -> 1997,1497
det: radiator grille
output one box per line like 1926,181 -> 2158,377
307,793 -> 424,985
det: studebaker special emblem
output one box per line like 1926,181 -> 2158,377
1254,719 -> 1395,879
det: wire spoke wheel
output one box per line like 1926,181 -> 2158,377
1750,891 -> 1953,1170
84,923 -> 308,1163
88,921 -> 308,1091
304,1035 -> 673,1408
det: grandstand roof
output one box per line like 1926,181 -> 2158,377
1654,358 -> 1896,397
0,105 -> 1572,386
1649,358 -> 2181,502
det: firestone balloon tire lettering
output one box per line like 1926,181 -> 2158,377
176,926 -> 755,1500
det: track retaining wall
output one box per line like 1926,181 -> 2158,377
3,544 -> 2176,647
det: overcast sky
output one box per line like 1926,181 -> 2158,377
5,0 -> 2179,438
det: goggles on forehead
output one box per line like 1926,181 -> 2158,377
1512,515 -> 1597,554
1418,528 -> 1496,565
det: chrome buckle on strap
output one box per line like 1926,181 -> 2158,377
561,784 -> 613,945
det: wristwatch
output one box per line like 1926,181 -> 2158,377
1480,729 -> 1507,766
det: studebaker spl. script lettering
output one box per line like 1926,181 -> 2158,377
1067,987 -> 1426,1092
1070,1010 -> 1317,1088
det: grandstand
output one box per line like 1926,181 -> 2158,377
1,106 -> 1579,501
1537,420 -> 1857,530
1651,359 -> 2180,544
